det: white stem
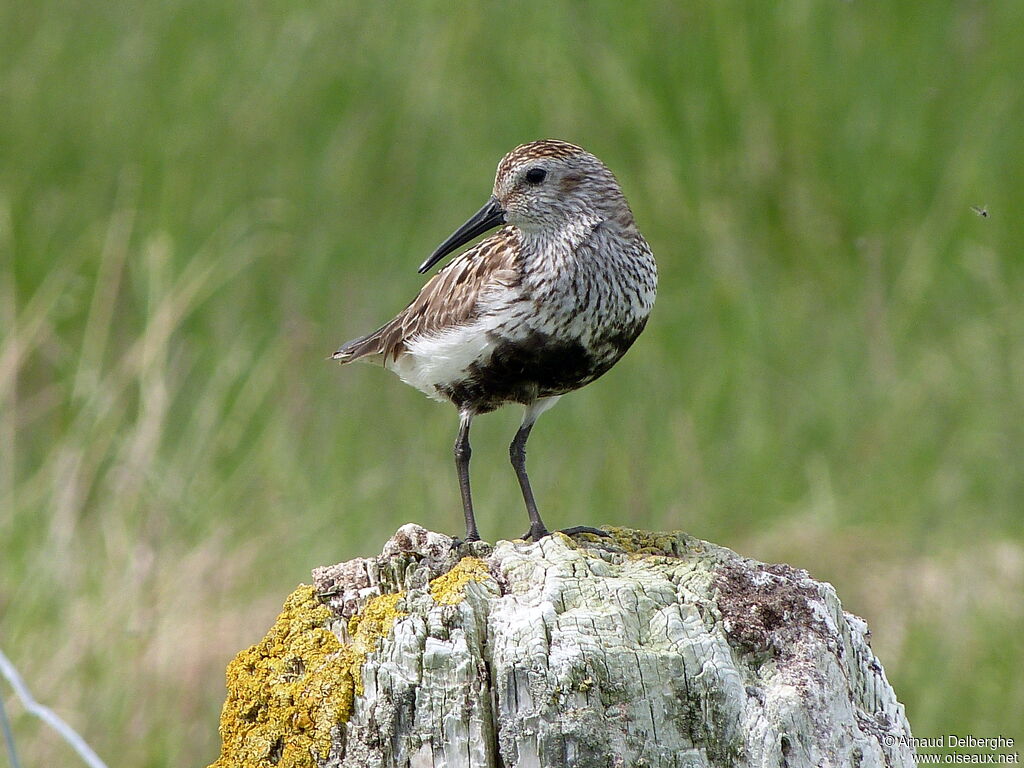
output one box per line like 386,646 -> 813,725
0,648 -> 108,768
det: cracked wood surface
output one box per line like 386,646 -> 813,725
249,525 -> 915,768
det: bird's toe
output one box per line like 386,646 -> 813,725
520,524 -> 551,542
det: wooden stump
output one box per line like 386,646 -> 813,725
209,525 -> 915,768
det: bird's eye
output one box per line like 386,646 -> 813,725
524,167 -> 547,185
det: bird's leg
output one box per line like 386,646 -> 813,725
454,410 -> 480,543
512,400 -> 611,543
510,421 -> 550,541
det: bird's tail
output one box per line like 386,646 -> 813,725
330,329 -> 385,363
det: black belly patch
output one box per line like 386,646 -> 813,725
437,326 -> 642,412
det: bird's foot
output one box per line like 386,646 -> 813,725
449,533 -> 480,551
519,524 -> 548,542
449,531 -> 494,559
520,524 -> 610,542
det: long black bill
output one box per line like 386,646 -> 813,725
418,196 -> 506,274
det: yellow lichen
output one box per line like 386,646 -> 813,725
345,592 -> 405,695
428,556 -> 491,605
209,585 -> 406,768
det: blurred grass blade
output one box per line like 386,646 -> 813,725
0,689 -> 21,768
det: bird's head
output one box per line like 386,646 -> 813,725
418,140 -> 634,273
493,140 -> 631,231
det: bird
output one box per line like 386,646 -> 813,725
332,140 -> 657,543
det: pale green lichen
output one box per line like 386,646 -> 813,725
209,585 -> 405,768
604,526 -> 695,558
428,556 -> 491,605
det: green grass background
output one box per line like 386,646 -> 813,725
2,1 -> 1022,764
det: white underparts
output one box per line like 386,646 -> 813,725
389,321 -> 497,402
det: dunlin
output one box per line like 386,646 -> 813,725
333,140 -> 657,542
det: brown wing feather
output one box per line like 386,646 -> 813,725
332,227 -> 521,364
